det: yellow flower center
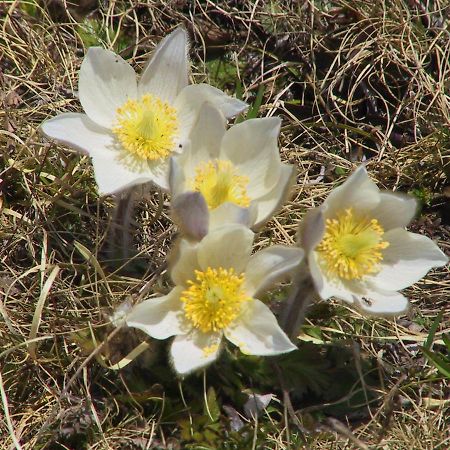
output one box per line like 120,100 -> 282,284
112,94 -> 178,161
190,160 -> 250,210
316,208 -> 389,280
180,267 -> 251,333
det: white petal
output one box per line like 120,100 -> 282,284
209,202 -> 254,231
168,156 -> 186,197
366,228 -> 448,291
225,300 -> 297,355
371,192 -> 417,230
220,117 -> 282,198
174,84 -> 248,138
171,192 -> 209,241
138,28 -> 189,103
197,224 -> 254,273
175,103 -> 227,180
146,158 -> 171,190
170,238 -> 200,286
308,252 -> 355,302
297,208 -> 326,254
190,103 -> 226,156
40,113 -> 111,157
170,330 -> 222,374
79,47 -> 137,129
90,151 -> 159,195
353,290 -> 409,316
126,287 -> 186,339
41,113 -> 159,194
324,166 -> 380,218
253,164 -> 295,227
243,246 -> 304,297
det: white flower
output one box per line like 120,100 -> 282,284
299,166 -> 448,315
169,103 -> 295,230
40,28 -> 247,195
126,224 -> 303,374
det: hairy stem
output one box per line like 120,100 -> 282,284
107,188 -> 137,262
280,261 -> 317,340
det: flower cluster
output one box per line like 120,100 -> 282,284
41,27 -> 448,375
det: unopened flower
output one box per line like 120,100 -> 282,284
169,103 -> 295,231
299,166 -> 448,315
170,191 -> 254,241
126,224 -> 303,374
40,28 -> 247,195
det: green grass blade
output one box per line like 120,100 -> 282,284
246,83 -> 265,120
423,309 -> 444,350
422,348 -> 450,378
442,333 -> 450,352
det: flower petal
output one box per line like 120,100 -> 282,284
138,28 -> 189,103
252,164 -> 295,227
41,113 -> 160,194
371,192 -> 417,230
175,102 -> 227,180
126,287 -> 186,339
170,238 -> 200,286
298,208 -> 326,254
243,246 -> 304,297
366,228 -> 448,291
353,290 -> 409,316
79,47 -> 137,129
40,113 -> 111,157
197,224 -> 254,273
174,84 -> 248,141
90,151 -> 160,195
324,166 -> 380,218
209,202 -> 255,231
170,330 -> 222,374
145,158 -> 171,190
220,117 -> 282,198
225,300 -> 297,355
168,156 -> 186,197
308,252 -> 354,302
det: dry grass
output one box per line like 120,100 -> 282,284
1,0 -> 449,448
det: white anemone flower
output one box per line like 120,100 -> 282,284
40,28 -> 247,195
169,103 -> 295,230
126,224 -> 303,374
299,166 -> 448,315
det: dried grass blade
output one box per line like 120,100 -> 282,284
74,241 -> 111,294
0,370 -> 23,450
96,341 -> 151,370
28,266 -> 60,359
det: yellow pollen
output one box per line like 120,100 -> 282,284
202,343 -> 220,357
316,208 -> 389,280
112,94 -> 178,161
189,160 -> 250,210
180,267 -> 251,333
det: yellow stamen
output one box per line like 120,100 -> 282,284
189,160 -> 250,210
181,267 -> 251,333
112,94 -> 178,161
317,208 -> 389,280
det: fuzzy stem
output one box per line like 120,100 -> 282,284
107,188 -> 137,262
280,261 -> 317,340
